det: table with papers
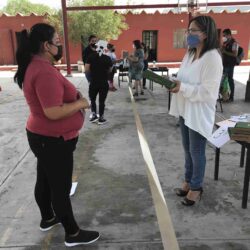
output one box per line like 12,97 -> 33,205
208,114 -> 250,208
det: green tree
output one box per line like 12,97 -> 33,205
1,0 -> 128,47
2,0 -> 55,15
49,0 -> 128,46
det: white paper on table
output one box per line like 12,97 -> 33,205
208,126 -> 230,148
216,119 -> 236,128
229,115 -> 249,122
70,182 -> 78,196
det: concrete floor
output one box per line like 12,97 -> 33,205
0,66 -> 249,250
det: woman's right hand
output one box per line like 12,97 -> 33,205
44,97 -> 90,120
170,80 -> 181,93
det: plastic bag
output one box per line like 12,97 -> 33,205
220,74 -> 230,101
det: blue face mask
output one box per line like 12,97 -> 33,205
187,34 -> 200,48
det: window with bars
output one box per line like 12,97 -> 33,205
142,30 -> 158,61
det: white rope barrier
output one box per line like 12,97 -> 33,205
128,86 -> 179,250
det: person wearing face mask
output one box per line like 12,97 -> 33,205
82,35 -> 98,83
106,43 -> 123,91
85,40 -> 113,125
221,28 -> 239,102
106,43 -> 118,91
14,23 -> 100,246
127,40 -> 144,96
51,43 -> 63,63
169,16 -> 223,206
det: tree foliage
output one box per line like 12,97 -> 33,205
2,0 -> 55,15
1,0 -> 128,46
49,0 -> 128,45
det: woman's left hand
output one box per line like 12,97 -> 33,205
170,80 -> 181,93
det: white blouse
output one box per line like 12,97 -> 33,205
169,49 -> 223,139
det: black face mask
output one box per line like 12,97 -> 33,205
53,45 -> 63,61
90,43 -> 97,49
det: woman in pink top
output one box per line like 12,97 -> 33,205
14,23 -> 99,247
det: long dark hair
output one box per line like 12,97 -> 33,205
188,15 -> 220,58
14,23 -> 55,89
133,40 -> 142,50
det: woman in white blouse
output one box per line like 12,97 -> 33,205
169,16 -> 223,206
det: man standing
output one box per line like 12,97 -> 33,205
222,28 -> 238,102
82,35 -> 98,83
85,40 -> 113,125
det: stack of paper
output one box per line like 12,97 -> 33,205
228,122 -> 250,142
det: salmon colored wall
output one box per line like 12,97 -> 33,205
110,11 -> 189,62
68,42 -> 82,63
110,11 -> 250,62
0,14 -> 46,31
0,11 -> 249,65
0,14 -> 81,64
0,29 -> 14,64
0,14 -> 47,64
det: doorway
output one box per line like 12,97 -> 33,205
142,30 -> 158,62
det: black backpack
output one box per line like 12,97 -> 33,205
236,46 -> 244,65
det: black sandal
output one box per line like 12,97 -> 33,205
181,188 -> 203,206
174,188 -> 189,197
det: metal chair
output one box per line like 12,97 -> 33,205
118,64 -> 129,87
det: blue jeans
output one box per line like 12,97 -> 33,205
179,117 -> 207,190
223,66 -> 235,100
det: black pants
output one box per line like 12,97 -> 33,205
143,60 -> 148,87
27,130 -> 79,235
89,83 -> 109,117
108,67 -> 117,82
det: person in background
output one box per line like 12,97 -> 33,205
221,28 -> 238,102
106,43 -> 118,91
141,42 -> 149,90
14,23 -> 99,247
85,40 -> 113,125
169,16 -> 223,206
82,35 -> 98,83
127,40 -> 144,96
